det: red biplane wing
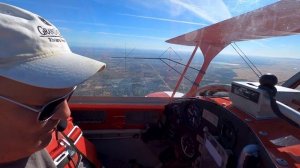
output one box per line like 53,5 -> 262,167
166,0 -> 300,97
166,0 -> 300,58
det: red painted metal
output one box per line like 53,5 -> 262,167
69,103 -> 165,130
146,92 -> 171,98
167,1 -> 300,47
171,44 -> 199,98
167,1 -> 300,96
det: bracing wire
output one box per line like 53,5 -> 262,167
165,58 -> 200,71
112,46 -> 198,85
158,47 -> 182,61
230,43 -> 261,78
169,47 -> 183,61
233,42 -> 262,76
160,59 -> 194,84
112,57 -> 200,72
158,47 -> 170,58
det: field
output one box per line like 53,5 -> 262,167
71,47 -> 300,97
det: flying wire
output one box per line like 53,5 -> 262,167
230,43 -> 261,78
160,59 -> 194,84
233,42 -> 262,76
112,46 -> 198,85
158,47 -> 182,61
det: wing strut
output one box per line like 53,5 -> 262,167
171,42 -> 228,98
185,43 -> 228,97
171,44 -> 199,98
167,1 -> 300,97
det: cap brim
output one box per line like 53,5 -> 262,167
0,52 -> 106,89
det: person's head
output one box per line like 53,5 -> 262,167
0,3 -> 105,162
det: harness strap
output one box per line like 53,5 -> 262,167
46,118 -> 101,168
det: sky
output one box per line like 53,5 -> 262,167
2,0 -> 300,58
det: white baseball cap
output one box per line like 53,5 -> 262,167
0,3 -> 106,89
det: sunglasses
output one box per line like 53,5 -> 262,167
0,86 -> 76,122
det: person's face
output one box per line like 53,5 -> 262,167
0,77 -> 73,161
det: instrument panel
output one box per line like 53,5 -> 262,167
185,102 -> 202,130
164,98 -> 275,168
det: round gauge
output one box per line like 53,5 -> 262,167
186,103 -> 201,129
181,134 -> 196,158
220,122 -> 236,149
